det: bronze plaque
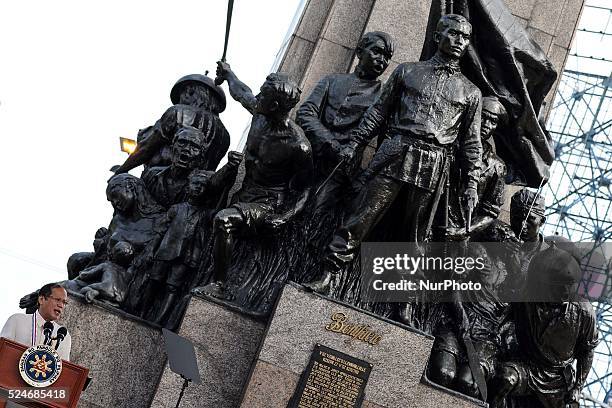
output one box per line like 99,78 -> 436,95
288,344 -> 372,408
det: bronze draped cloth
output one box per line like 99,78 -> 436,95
421,0 -> 557,187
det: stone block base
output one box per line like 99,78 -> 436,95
151,295 -> 266,408
61,294 -> 166,408
241,284 -> 485,408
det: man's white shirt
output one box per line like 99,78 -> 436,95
0,310 -> 71,361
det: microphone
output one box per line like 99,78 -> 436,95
43,322 -> 54,346
55,327 -> 68,350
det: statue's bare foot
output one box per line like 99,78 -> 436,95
303,271 -> 333,295
193,282 -> 228,300
84,289 -> 99,303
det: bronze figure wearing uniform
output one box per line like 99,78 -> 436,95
306,15 -> 483,294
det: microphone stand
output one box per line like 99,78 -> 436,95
175,376 -> 191,408
42,322 -> 54,346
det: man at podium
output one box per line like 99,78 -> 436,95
1,283 -> 71,361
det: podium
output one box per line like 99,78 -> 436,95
0,338 -> 89,408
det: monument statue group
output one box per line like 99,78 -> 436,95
21,1 -> 599,407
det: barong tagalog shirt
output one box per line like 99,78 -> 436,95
350,55 -> 483,191
0,310 -> 71,361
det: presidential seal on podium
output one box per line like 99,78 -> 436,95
19,345 -> 63,387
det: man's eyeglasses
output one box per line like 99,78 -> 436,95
46,296 -> 69,306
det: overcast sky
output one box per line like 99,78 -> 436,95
0,0 -> 303,325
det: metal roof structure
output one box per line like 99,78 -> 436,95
541,1 -> 612,405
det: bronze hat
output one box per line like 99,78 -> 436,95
170,73 -> 227,113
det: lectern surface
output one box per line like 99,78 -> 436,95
0,338 -> 88,408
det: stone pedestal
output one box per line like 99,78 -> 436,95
241,284 -> 485,407
150,295 -> 266,408
60,294 -> 166,408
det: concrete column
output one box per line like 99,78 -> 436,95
278,0 -> 376,99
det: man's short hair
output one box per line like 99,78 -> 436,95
263,73 -> 302,112
436,14 -> 472,33
511,188 -> 546,217
39,283 -> 64,299
482,96 -> 508,124
357,31 -> 395,58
